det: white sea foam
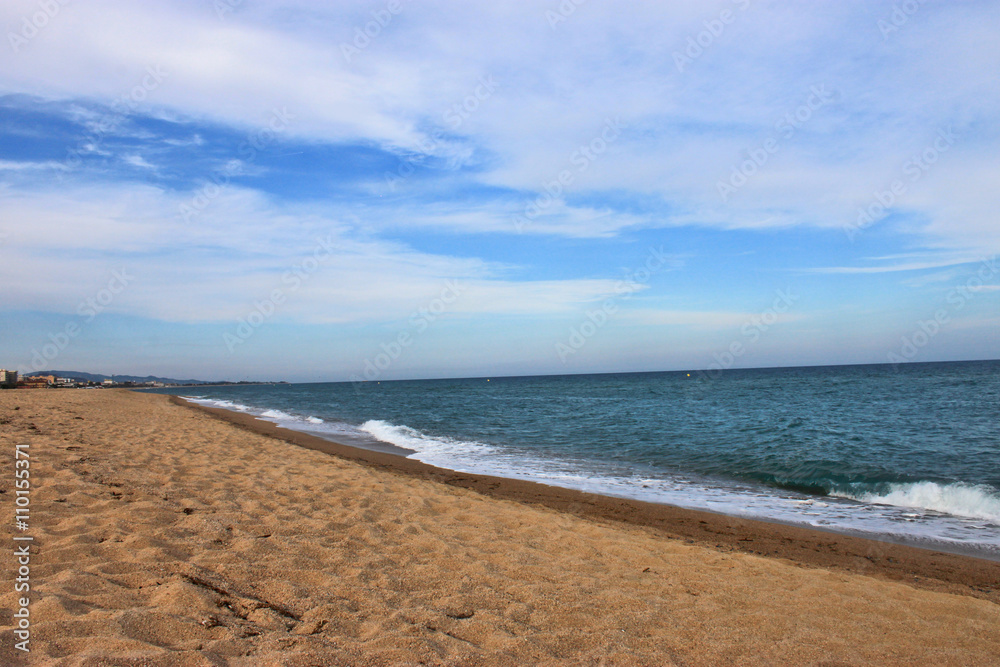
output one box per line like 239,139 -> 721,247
261,409 -> 296,421
358,419 -> 1000,558
359,420 -> 498,460
184,397 -> 254,412
186,398 -> 324,430
178,400 -> 1000,559
832,482 -> 1000,524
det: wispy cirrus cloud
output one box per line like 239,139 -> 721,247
0,181 -> 642,324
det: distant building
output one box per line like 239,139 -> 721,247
18,376 -> 49,389
102,379 -> 115,386
0,369 -> 17,387
54,377 -> 77,387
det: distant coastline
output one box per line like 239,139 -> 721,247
0,368 -> 288,390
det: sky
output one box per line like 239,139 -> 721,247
1,0 -> 998,382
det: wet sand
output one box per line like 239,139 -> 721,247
1,388 -> 998,665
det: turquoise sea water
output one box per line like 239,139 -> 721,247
146,360 -> 1000,559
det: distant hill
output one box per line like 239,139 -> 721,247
30,371 -> 211,385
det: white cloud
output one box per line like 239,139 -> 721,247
2,0 -> 1000,366
0,181 -> 641,323
0,159 -> 68,171
804,255 -> 991,275
621,309 -> 763,329
1,0 -> 997,248
123,154 -> 156,170
371,199 -> 650,238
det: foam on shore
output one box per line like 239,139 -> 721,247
186,397 -> 1000,560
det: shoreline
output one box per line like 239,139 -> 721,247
5,387 -> 1000,663
171,394 -> 1000,605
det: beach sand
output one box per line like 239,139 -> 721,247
1,389 -> 998,665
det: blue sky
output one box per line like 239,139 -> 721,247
1,0 -> 998,382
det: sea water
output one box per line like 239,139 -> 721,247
146,360 -> 1000,559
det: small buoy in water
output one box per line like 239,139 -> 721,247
687,374 -> 690,377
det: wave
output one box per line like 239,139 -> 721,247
184,397 -> 255,412
359,420 -> 497,458
173,396 -> 1000,555
831,481 -> 1000,524
261,409 -> 296,420
360,419 -> 1000,528
258,408 -> 326,427
186,398 -> 324,428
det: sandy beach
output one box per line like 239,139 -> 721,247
2,389 -> 999,666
